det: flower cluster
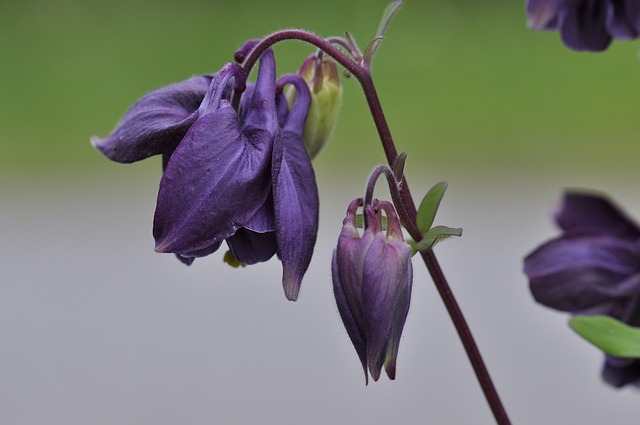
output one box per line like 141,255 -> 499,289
524,192 -> 640,387
332,198 -> 413,383
526,0 -> 640,51
92,49 -> 321,301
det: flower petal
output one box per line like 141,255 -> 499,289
362,232 -> 412,381
555,192 -> 640,239
525,233 -> 640,311
332,249 -> 369,384
526,0 -> 566,30
560,0 -> 612,51
605,0 -> 640,39
153,104 -> 273,256
226,229 -> 277,265
91,75 -> 213,163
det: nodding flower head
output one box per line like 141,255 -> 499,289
93,47 -> 319,301
526,0 -> 640,51
524,192 -> 640,387
332,198 -> 413,383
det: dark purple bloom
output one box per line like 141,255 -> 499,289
92,48 -> 319,301
526,0 -> 640,51
332,198 -> 413,383
524,192 -> 640,387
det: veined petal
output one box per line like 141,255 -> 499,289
525,233 -> 640,311
332,249 -> 368,384
272,73 -> 315,301
362,231 -> 411,381
91,75 -> 213,163
153,104 -> 273,256
154,54 -> 279,257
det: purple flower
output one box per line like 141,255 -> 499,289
526,0 -> 640,51
92,49 -> 319,301
524,192 -> 640,387
332,198 -> 413,383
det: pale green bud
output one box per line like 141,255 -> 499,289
287,54 -> 342,159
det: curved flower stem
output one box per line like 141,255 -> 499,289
241,30 -> 511,425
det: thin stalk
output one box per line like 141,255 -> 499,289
240,30 -> 511,425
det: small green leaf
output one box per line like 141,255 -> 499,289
570,315 -> 640,358
409,225 -> 462,254
393,152 -> 408,182
363,36 -> 384,66
376,1 -> 404,39
416,182 -> 448,233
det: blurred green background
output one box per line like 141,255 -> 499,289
2,0 -> 639,179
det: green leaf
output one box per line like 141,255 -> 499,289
363,36 -> 384,66
363,1 -> 404,66
393,152 -> 408,182
409,225 -> 462,255
376,1 -> 404,39
570,315 -> 640,358
416,182 -> 448,233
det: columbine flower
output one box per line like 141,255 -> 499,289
526,0 -> 640,51
524,191 -> 640,387
92,48 -> 319,301
332,198 -> 413,383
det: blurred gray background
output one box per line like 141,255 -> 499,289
2,0 -> 640,423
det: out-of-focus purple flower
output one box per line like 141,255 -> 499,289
92,48 -> 319,301
526,0 -> 640,51
524,192 -> 640,387
332,198 -> 413,383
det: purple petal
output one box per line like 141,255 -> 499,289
361,231 -> 412,382
153,104 -> 273,256
555,192 -> 640,239
243,49 -> 278,136
606,0 -> 640,39
271,74 -> 315,301
91,75 -> 212,163
525,233 -> 640,311
526,0 -> 566,29
226,229 -> 277,265
602,355 -> 640,388
560,0 -> 612,51
384,257 -> 412,380
272,130 -> 318,301
332,249 -> 369,384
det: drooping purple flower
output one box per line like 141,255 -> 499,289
526,0 -> 640,51
332,198 -> 413,383
92,46 -> 320,301
524,191 -> 640,387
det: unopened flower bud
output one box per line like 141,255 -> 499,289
286,54 -> 342,159
332,198 -> 413,383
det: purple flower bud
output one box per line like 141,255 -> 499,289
524,192 -> 640,387
332,198 -> 413,383
526,0 -> 640,51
